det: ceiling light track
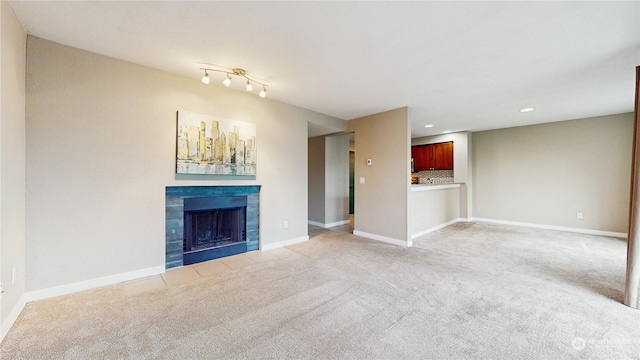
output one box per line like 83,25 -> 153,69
198,64 -> 269,98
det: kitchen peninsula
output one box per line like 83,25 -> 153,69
410,183 -> 462,240
409,132 -> 471,241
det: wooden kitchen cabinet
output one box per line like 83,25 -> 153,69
411,141 -> 453,171
411,145 -> 430,171
432,141 -> 453,170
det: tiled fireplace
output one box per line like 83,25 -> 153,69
165,186 -> 260,269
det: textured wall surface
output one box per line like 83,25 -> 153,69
473,113 -> 633,233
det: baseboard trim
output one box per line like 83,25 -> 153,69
1,293 -> 27,344
25,265 -> 165,303
325,219 -> 350,228
471,218 -> 627,238
308,219 -> 350,228
262,235 -> 309,251
411,218 -> 464,239
353,230 -> 412,247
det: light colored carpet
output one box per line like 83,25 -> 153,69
2,222 -> 639,359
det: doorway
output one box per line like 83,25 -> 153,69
348,132 -> 355,228
349,150 -> 355,215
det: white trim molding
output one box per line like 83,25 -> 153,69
353,230 -> 412,247
410,183 -> 461,192
1,293 -> 27,343
471,218 -> 627,238
25,265 -> 165,303
411,218 -> 465,239
308,219 -> 350,228
261,235 -> 309,251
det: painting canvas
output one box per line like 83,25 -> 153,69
176,110 -> 257,175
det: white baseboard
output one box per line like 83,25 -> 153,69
353,230 -> 412,247
325,219 -> 350,228
1,293 -> 27,344
411,218 -> 464,239
308,219 -> 350,228
262,235 -> 309,251
471,218 -> 627,238
25,265 -> 165,303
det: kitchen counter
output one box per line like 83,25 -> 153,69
411,183 -> 461,192
409,183 -> 462,240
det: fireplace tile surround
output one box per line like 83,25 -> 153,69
165,185 -> 260,269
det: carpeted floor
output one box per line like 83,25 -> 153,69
2,222 -> 639,359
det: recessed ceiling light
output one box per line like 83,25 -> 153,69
443,131 -> 452,134
424,125 -> 434,128
520,108 -> 534,113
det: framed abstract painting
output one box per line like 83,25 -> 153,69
176,110 -> 257,175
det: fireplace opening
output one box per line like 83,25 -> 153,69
184,208 -> 245,251
183,196 -> 247,265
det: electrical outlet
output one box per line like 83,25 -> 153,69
359,177 -> 365,184
577,212 -> 583,220
284,220 -> 289,229
0,282 -> 4,301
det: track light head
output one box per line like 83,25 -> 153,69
201,70 -> 210,85
259,86 -> 267,98
223,73 -> 232,87
245,80 -> 253,92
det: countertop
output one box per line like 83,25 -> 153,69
410,183 -> 461,192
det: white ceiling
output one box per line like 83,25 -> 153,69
8,1 -> 640,138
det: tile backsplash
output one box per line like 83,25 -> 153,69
415,170 -> 454,184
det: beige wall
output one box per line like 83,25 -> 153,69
25,37 -> 344,291
472,113 -> 633,234
348,107 -> 410,244
324,134 -> 349,225
308,136 -> 325,224
1,0 -> 26,333
307,134 -> 349,226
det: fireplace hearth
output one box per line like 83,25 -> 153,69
166,186 -> 260,269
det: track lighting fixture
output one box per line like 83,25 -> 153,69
198,64 -> 269,98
